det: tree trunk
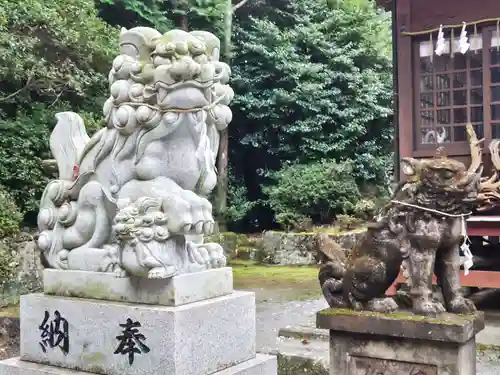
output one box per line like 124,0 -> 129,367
181,15 -> 188,31
213,0 -> 233,232
214,129 -> 229,231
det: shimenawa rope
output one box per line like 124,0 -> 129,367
390,200 -> 474,275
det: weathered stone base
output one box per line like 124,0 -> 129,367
43,268 -> 233,306
316,308 -> 485,375
0,354 -> 277,375
19,292 -> 255,375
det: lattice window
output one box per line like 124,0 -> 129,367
490,35 -> 500,138
416,34 -> 483,147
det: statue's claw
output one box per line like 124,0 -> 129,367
447,296 -> 477,314
114,265 -> 127,278
188,242 -> 226,268
365,297 -> 399,313
413,298 -> 446,316
148,266 -> 177,279
162,189 -> 215,236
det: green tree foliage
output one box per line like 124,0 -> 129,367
224,166 -> 257,224
226,0 -> 393,228
97,0 -> 174,31
231,0 -> 392,176
0,0 -> 118,215
263,160 -> 362,229
97,0 -> 226,36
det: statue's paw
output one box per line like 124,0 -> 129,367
347,293 -> 364,311
201,242 -> 226,268
325,295 -> 348,308
321,280 -> 347,308
162,190 -> 214,235
191,245 -> 212,267
413,298 -> 446,316
148,266 -> 177,279
114,266 -> 127,278
447,297 -> 477,314
321,278 -> 343,294
365,297 -> 398,313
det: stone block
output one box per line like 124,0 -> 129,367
316,308 -> 485,375
215,354 -> 277,375
0,355 -> 276,375
43,268 -> 233,306
19,291 -> 255,375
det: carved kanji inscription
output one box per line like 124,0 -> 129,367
349,356 -> 437,375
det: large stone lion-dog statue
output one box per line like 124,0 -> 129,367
36,27 -> 233,279
318,154 -> 482,316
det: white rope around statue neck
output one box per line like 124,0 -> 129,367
390,200 -> 474,275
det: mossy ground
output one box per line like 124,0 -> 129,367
0,304 -> 19,318
230,260 -> 321,302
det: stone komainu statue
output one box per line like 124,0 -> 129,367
36,28 -> 233,279
319,131 -> 486,315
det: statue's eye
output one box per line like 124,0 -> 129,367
441,169 -> 455,179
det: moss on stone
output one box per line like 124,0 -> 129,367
234,245 -> 254,260
477,343 -> 500,352
47,281 -> 104,298
45,280 -> 126,302
318,308 -> 481,325
265,226 -> 367,236
207,232 -> 260,261
277,353 -> 328,375
82,352 -> 105,364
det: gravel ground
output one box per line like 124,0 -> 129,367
477,354 -> 500,375
252,291 -> 500,374
254,293 -> 327,353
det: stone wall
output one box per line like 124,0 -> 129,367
256,230 -> 364,265
0,232 -> 43,305
209,229 -> 366,266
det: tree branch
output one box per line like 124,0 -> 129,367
232,0 -> 249,12
48,90 -> 65,108
0,75 -> 33,102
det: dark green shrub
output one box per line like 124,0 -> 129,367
263,160 -> 362,229
352,199 -> 377,220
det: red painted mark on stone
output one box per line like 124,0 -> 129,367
72,164 -> 79,180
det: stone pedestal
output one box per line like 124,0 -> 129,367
316,308 -> 485,375
43,268 -> 234,306
0,269 -> 277,375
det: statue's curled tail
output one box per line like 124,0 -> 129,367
316,233 -> 349,308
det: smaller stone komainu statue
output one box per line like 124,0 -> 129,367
319,127 -> 486,315
36,27 -> 233,279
